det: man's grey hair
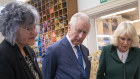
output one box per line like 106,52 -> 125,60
0,2 -> 40,45
69,12 -> 90,27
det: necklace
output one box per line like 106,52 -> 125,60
121,55 -> 124,61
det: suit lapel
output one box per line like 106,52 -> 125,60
80,45 -> 90,76
80,45 -> 90,66
11,44 -> 35,79
61,37 -> 84,74
24,46 -> 42,79
4,40 -> 41,79
110,45 -> 122,63
110,45 -> 136,63
4,40 -> 34,79
125,48 -> 136,63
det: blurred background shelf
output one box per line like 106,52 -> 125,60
27,0 -> 78,69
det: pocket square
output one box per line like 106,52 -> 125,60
88,56 -> 92,61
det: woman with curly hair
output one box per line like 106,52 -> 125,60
0,2 -> 42,79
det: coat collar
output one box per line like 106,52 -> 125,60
110,45 -> 121,62
110,45 -> 137,63
61,37 -> 89,77
24,46 -> 43,79
61,37 -> 83,72
80,45 -> 90,78
3,40 -> 41,79
125,47 -> 136,63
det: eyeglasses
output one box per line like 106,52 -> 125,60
20,26 -> 37,32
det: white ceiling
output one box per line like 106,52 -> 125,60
0,0 -> 29,12
0,0 -> 28,6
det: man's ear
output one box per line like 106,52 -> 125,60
68,24 -> 71,33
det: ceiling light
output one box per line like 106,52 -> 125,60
130,19 -> 140,23
100,8 -> 136,19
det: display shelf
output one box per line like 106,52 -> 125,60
27,0 -> 77,68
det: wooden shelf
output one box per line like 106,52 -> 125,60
27,0 -> 77,57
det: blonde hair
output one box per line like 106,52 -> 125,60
111,21 -> 139,47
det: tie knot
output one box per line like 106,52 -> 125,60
75,45 -> 79,49
75,45 -> 82,56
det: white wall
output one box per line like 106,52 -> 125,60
0,0 -> 16,6
0,0 -> 29,5
77,0 -> 112,11
77,0 -> 100,11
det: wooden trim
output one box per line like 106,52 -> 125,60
82,0 -> 138,17
67,0 -> 78,22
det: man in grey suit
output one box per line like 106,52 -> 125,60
42,12 -> 91,79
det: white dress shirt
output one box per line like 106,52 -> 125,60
66,34 -> 86,69
117,49 -> 129,63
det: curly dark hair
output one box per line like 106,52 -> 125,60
0,2 -> 40,45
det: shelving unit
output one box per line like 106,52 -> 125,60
27,0 -> 78,68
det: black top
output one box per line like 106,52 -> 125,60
0,40 -> 42,79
